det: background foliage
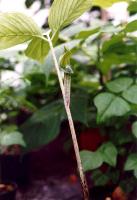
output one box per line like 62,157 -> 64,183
0,0 -> 137,195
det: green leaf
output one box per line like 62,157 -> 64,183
92,170 -> 109,186
2,125 -> 17,132
21,100 -> 63,151
70,94 -> 88,124
102,33 -> 124,53
62,93 -> 89,124
100,53 -> 137,74
94,92 -> 130,123
0,12 -> 42,50
132,121 -> 137,138
134,170 -> 137,178
123,85 -> 137,104
110,131 -> 133,145
125,20 -> 137,33
80,150 -> 103,171
92,0 -> 129,8
25,37 -> 50,63
1,131 -> 26,147
107,171 -> 120,184
125,153 -> 137,171
48,0 -> 92,32
128,1 -> 137,14
76,27 -> 100,39
98,142 -> 118,167
106,77 -> 133,93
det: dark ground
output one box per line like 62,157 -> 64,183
16,177 -> 82,200
16,125 -> 83,200
13,125 -> 137,200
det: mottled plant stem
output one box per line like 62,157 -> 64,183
46,32 -> 89,200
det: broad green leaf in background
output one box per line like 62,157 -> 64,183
100,33 -> 137,74
98,142 -> 118,166
92,0 -> 130,8
1,125 -> 17,132
61,93 -> 89,125
110,131 -> 133,145
21,94 -> 89,151
80,143 -> 118,172
70,94 -> 89,125
21,100 -> 63,151
106,77 -> 133,93
25,37 -> 50,63
94,92 -> 130,123
0,12 -> 42,50
78,21 -> 119,39
80,150 -> 103,171
124,20 -> 137,33
123,85 -> 137,104
100,53 -> 137,74
76,27 -> 100,39
128,1 -> 137,14
132,121 -> 137,138
1,131 -> 26,147
48,0 -> 92,32
102,34 -> 124,53
92,170 -> 109,186
103,40 -> 136,55
125,153 -> 137,171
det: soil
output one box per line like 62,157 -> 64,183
16,177 -> 82,200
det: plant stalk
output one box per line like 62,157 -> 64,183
46,32 -> 89,200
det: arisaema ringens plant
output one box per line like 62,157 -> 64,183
0,0 -> 132,199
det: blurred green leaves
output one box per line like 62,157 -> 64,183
125,20 -> 137,33
21,93 -> 89,151
80,150 -> 103,171
0,126 -> 25,147
98,142 -> 118,166
106,78 -> 133,93
80,142 -> 118,171
128,1 -> 137,14
132,121 -> 137,138
0,131 -> 26,147
21,100 -> 63,150
92,0 -> 130,7
125,153 -> 137,171
123,85 -> 137,104
94,92 -> 130,123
